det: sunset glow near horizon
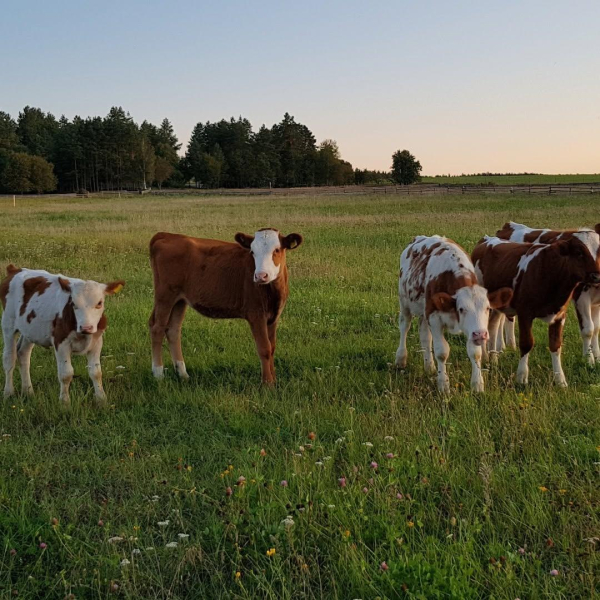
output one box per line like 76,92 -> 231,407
2,0 -> 599,175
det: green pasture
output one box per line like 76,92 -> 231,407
0,192 -> 598,599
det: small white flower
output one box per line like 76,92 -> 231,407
151,495 -> 160,502
120,559 -> 131,567
178,533 -> 190,540
146,547 -> 155,551
294,453 -> 303,457
299,446 -> 305,452
315,461 -> 324,466
384,436 -> 394,442
108,536 -> 124,544
327,504 -> 335,509
335,438 -> 345,444
165,541 -> 178,548
116,365 -> 126,370
157,520 -> 169,527
362,442 -> 373,448
280,516 -> 295,530
323,456 -> 332,461
132,548 -> 141,555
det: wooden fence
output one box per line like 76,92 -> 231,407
151,183 -> 600,198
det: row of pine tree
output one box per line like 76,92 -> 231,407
0,107 -> 398,194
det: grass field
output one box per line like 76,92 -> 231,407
0,192 -> 599,599
421,174 -> 600,186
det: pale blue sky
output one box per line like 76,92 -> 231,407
2,0 -> 599,174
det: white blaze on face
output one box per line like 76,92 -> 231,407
574,230 -> 600,262
70,280 -> 106,333
455,285 -> 491,346
250,229 -> 282,284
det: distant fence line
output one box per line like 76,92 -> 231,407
149,182 -> 600,197
3,182 -> 600,201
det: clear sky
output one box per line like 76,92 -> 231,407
2,0 -> 599,174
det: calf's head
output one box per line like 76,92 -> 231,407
235,229 -> 303,284
432,285 -> 513,346
558,236 -> 600,284
59,278 -> 125,334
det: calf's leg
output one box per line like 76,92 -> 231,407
267,321 -> 278,381
166,300 -> 189,380
149,298 -> 179,379
487,310 -> 503,363
395,307 -> 412,368
17,337 -> 35,396
575,293 -> 595,364
418,316 -> 435,373
2,325 -> 18,398
549,317 -> 567,387
592,304 -> 600,361
516,316 -> 534,385
504,316 -> 517,350
430,317 -> 450,393
54,342 -> 74,405
467,340 -> 484,393
249,318 -> 274,384
87,335 -> 106,403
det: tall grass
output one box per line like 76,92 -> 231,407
0,193 -> 598,599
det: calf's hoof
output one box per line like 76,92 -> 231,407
4,389 -> 15,399
152,366 -> 164,380
554,376 -> 568,388
395,353 -> 407,369
437,376 -> 450,395
471,379 -> 484,393
21,386 -> 34,397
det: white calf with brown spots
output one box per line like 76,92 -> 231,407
395,236 -> 512,393
0,265 -> 124,404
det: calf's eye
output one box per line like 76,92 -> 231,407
96,302 -> 103,309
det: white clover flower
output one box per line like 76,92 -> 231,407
280,516 -> 295,530
178,533 -> 190,540
165,541 -> 178,548
132,549 -> 141,555
323,456 -> 332,461
362,442 -> 373,448
157,520 -> 169,527
315,461 -> 324,466
335,438 -> 345,444
120,559 -> 131,567
108,536 -> 124,544
151,495 -> 160,502
384,436 -> 394,442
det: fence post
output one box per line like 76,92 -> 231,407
13,195 -> 16,207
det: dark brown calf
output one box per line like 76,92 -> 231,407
149,229 -> 302,384
496,222 -> 600,362
472,235 -> 600,387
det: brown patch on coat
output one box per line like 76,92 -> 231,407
27,310 -> 36,323
52,298 -> 77,349
20,276 -> 52,315
425,270 -> 478,318
0,265 -> 22,308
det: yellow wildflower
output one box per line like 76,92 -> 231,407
266,548 -> 276,557
539,486 -> 548,493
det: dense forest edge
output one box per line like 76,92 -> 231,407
0,107 -> 597,194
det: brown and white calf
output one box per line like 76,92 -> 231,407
395,235 -> 512,393
472,235 -> 600,387
0,265 -> 124,404
495,221 -> 600,363
149,229 -> 303,384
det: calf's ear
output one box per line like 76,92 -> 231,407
58,277 -> 71,293
431,292 -> 455,312
594,224 -> 600,235
281,233 -> 303,250
488,287 -> 513,309
104,280 -> 125,295
235,232 -> 254,249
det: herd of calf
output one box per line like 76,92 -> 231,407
1,222 -> 599,404
396,221 -> 600,392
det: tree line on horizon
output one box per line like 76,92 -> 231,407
0,107 -> 424,194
